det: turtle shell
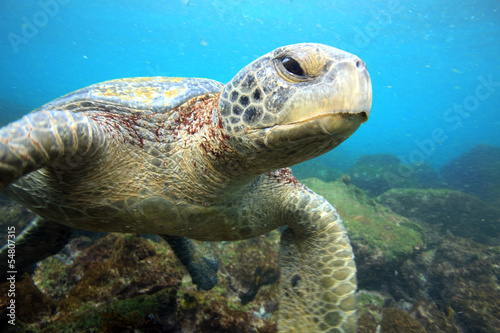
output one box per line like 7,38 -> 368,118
36,77 -> 224,114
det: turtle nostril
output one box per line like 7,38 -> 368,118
355,60 -> 366,70
360,111 -> 368,122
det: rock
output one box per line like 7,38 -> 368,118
414,162 -> 447,189
349,154 -> 444,197
431,236 -> 500,333
356,282 -> 460,332
7,233 -> 278,332
381,307 -> 427,333
356,290 -> 388,333
292,159 -> 342,183
441,144 -> 500,205
0,200 -> 36,248
0,275 -> 56,328
378,188 -> 500,244
410,299 -> 460,333
399,249 -> 435,300
395,234 -> 500,333
349,154 -> 403,196
57,233 -> 182,309
218,233 -> 280,306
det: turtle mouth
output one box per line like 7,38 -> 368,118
264,112 -> 366,147
310,110 -> 369,130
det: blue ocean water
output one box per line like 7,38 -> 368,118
0,0 -> 499,170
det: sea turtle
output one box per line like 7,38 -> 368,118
0,43 -> 371,332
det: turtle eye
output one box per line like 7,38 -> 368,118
281,57 -> 305,77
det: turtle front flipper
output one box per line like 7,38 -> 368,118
0,110 -> 106,188
278,189 -> 357,333
0,216 -> 73,280
162,235 -> 219,291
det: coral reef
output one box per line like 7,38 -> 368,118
441,144 -> 500,205
378,188 -> 500,245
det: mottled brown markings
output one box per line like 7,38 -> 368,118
90,112 -> 145,148
168,94 -> 216,137
167,93 -> 233,160
267,168 -> 299,185
154,124 -> 164,143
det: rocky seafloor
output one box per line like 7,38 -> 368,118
1,144 -> 499,332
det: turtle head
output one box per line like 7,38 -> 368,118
218,43 -> 372,168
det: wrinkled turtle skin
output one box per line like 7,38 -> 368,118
0,43 -> 372,332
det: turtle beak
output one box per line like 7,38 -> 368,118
264,112 -> 364,147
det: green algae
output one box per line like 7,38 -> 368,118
378,187 -> 500,243
33,287 -> 177,333
357,290 -> 386,309
302,177 -> 425,261
347,154 -> 445,197
356,290 -> 385,330
34,257 -> 71,300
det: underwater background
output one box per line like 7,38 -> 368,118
0,0 -> 499,332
